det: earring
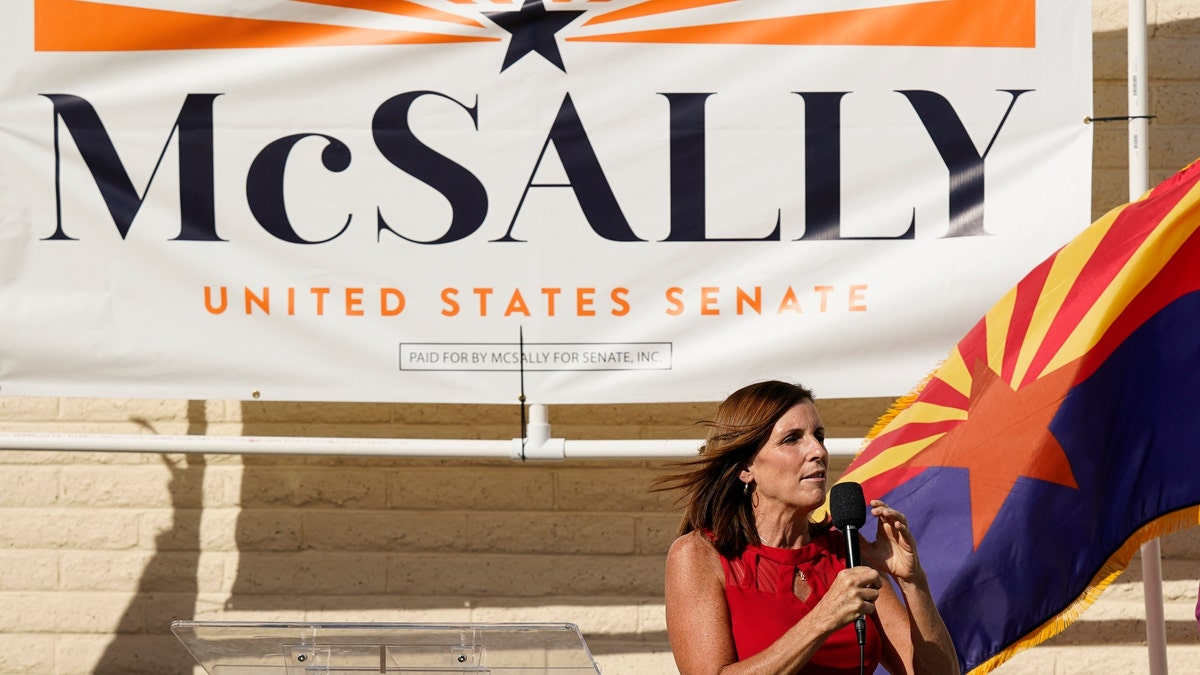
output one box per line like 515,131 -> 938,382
743,481 -> 751,496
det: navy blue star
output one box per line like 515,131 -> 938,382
486,0 -> 584,73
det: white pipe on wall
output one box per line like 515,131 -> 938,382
0,430 -> 864,460
0,404 -> 865,459
0,431 -> 519,458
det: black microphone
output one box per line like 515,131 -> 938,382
829,481 -> 868,647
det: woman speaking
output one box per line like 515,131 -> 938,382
659,380 -> 959,675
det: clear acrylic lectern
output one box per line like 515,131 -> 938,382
171,621 -> 602,674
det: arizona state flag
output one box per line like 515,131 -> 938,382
840,159 -> 1200,673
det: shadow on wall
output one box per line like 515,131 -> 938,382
222,402 -> 687,619
93,401 -> 208,675
215,400 -> 703,660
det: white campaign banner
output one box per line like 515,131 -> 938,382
0,0 -> 1091,404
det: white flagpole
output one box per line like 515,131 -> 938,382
1127,1 -> 1168,673
1142,537 -> 1169,675
1128,2 -> 1150,201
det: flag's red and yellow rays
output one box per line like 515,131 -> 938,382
844,160 -> 1200,502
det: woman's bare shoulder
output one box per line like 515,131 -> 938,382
666,530 -> 723,579
668,529 -> 714,555
665,533 -> 738,671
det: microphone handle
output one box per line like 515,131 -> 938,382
844,524 -> 861,567
845,525 -> 867,646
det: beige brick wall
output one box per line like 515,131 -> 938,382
4,3 -> 1200,674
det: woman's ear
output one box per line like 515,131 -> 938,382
739,467 -> 753,484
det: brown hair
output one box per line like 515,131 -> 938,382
655,380 -> 829,558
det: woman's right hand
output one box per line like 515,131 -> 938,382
810,566 -> 882,633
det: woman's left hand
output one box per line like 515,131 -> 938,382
862,500 -> 923,583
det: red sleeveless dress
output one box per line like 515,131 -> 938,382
719,529 -> 883,673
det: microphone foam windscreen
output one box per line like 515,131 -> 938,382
829,481 -> 867,530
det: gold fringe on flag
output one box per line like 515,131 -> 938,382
862,365 -> 940,446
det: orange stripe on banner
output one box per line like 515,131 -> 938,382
585,0 -> 737,26
34,0 -> 495,51
295,0 -> 483,28
576,0 -> 1035,48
